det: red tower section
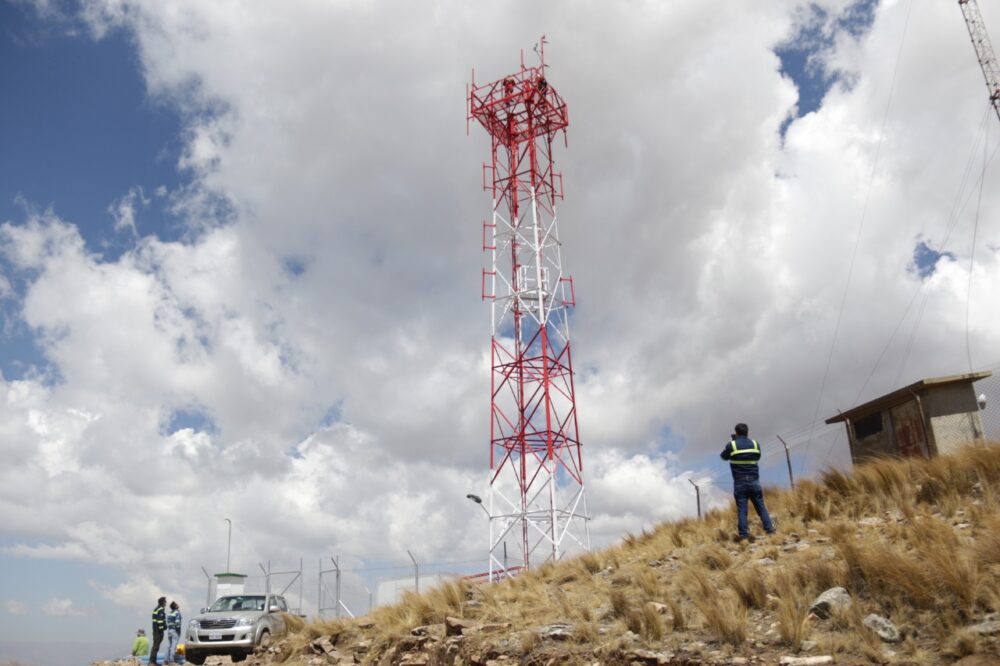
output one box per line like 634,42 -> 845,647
468,40 -> 590,576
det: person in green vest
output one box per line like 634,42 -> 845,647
720,422 -> 776,541
131,628 -> 150,658
150,596 -> 167,665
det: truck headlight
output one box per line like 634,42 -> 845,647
235,617 -> 254,627
188,620 -> 199,629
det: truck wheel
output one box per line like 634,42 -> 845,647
258,629 -> 272,649
231,651 -> 248,663
184,653 -> 206,665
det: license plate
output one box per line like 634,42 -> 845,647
209,632 -> 222,640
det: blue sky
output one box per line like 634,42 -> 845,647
2,0 -> 999,657
0,1 -> 185,383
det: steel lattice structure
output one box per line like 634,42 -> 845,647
959,0 -> 1000,123
468,40 -> 590,579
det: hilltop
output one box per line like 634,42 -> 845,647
101,445 -> 1000,665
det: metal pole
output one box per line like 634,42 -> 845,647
201,567 -> 212,609
688,479 -> 701,519
318,559 -> 322,620
776,435 -> 795,489
503,542 -> 508,572
407,550 -> 419,594
224,518 -> 232,573
361,583 -> 373,615
332,556 -> 341,619
299,557 -> 303,616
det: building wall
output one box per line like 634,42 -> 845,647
852,409 -> 896,462
890,399 -> 929,458
924,384 -> 984,455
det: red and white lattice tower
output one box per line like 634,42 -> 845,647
468,39 -> 590,578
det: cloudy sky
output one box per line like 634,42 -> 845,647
2,0 -> 999,651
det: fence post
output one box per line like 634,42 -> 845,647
407,550 -> 419,594
201,567 -> 212,609
688,479 -> 701,519
330,556 -> 342,619
776,435 -> 795,489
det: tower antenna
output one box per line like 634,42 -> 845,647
468,40 -> 590,578
959,0 -> 1000,123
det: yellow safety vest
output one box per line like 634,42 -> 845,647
728,439 -> 760,464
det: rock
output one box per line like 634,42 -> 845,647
537,623 -> 574,640
858,516 -> 884,526
467,622 -> 511,635
399,654 -> 430,665
311,636 -> 338,656
809,587 -> 851,619
753,557 -> 776,566
648,559 -> 663,567
445,615 -> 472,636
730,659 -> 749,665
620,648 -> 675,664
863,613 -> 901,643
955,522 -> 972,529
779,657 -> 834,665
646,601 -> 669,615
411,623 -> 445,638
800,640 -> 818,652
970,620 -> 1000,635
357,619 -> 375,629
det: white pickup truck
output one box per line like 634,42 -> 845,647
184,594 -> 289,664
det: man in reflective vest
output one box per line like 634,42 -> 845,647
720,423 -> 776,540
150,596 -> 167,666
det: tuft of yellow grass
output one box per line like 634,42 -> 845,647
772,570 -> 811,649
692,588 -> 747,646
724,569 -> 768,610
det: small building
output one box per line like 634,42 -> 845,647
825,371 -> 990,464
212,573 -> 248,601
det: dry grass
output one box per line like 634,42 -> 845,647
693,588 -> 747,646
772,570 -> 811,649
666,595 -> 686,632
281,444 -> 1000,665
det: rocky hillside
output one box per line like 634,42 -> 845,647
99,445 -> 1000,665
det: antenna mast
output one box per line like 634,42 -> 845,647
468,38 -> 590,578
959,0 -> 1000,122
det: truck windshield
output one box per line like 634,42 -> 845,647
209,595 -> 266,612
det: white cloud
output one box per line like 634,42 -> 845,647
40,598 -> 85,616
2,0 -> 1000,634
4,599 -> 29,615
108,185 -> 150,236
90,575 -> 168,612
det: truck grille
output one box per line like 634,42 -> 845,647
199,618 -> 237,629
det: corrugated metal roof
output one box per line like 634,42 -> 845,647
824,371 -> 992,424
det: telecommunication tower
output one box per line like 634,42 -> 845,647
959,0 -> 1000,123
468,39 -> 590,578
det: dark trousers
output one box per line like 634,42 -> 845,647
149,628 -> 164,665
734,478 -> 774,537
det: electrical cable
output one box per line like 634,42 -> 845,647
801,0 -> 915,473
966,119 -> 989,373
